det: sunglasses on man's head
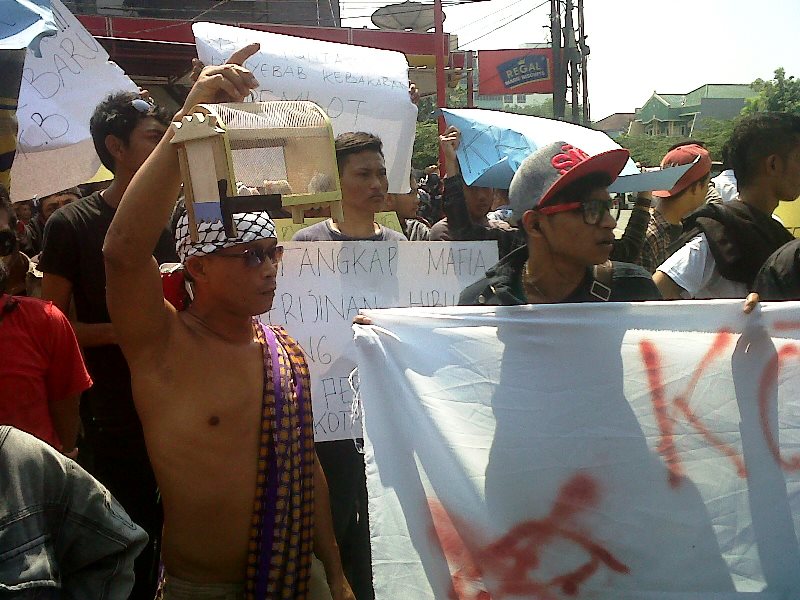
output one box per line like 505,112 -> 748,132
130,97 -> 155,113
537,198 -> 615,226
214,245 -> 284,268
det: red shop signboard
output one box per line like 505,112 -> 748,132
478,49 -> 554,95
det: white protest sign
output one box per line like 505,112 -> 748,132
261,241 -> 498,442
193,22 -> 418,194
354,301 -> 800,599
10,0 -> 137,201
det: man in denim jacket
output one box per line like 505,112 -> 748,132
0,426 -> 147,597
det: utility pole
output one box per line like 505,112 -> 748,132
577,0 -> 590,124
564,0 -> 580,124
550,0 -> 565,120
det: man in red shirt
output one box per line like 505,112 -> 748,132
0,185 -> 91,452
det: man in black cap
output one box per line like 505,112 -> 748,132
460,141 -> 661,305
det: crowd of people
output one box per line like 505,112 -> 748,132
2,44 -> 800,600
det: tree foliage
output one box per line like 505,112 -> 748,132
613,134 -> 676,167
614,118 -> 736,167
743,68 -> 800,115
413,121 -> 440,170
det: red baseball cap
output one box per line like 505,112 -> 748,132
653,144 -> 712,199
509,141 -> 630,222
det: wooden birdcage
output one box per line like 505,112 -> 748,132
171,101 -> 342,240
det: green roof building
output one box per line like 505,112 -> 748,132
629,84 -> 757,137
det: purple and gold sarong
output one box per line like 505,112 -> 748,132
247,322 -> 315,600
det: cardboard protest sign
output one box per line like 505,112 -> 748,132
355,301 -> 800,598
193,22 -> 418,195
262,241 -> 498,442
441,108 -> 691,195
1,0 -> 56,54
10,0 -> 137,201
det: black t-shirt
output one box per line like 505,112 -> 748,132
459,247 -> 662,306
754,238 -> 800,301
38,191 -> 177,426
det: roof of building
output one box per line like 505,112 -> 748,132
593,112 -> 635,131
633,83 -> 757,123
655,84 -> 756,109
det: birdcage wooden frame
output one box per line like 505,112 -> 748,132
171,101 -> 343,240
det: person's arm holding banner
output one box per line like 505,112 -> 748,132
440,126 -> 523,258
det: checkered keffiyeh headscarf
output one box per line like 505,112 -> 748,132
175,211 -> 277,263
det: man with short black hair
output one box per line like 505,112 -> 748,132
654,112 -> 800,300
460,141 -> 661,306
25,187 -> 81,255
292,132 -> 406,243
292,130 -> 404,600
638,144 -> 711,273
385,172 -> 430,240
38,91 -> 176,599
104,47 -> 351,600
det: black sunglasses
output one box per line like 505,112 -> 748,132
213,245 -> 284,268
537,198 -> 615,226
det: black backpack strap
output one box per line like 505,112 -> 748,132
590,261 -> 614,301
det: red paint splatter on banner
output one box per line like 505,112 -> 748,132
759,343 -> 800,472
428,474 -> 629,600
772,321 -> 800,331
640,339 -> 682,486
639,330 -> 746,486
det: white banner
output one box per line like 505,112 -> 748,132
261,241 -> 498,442
193,22 -> 418,194
11,0 -> 137,201
354,301 -> 800,598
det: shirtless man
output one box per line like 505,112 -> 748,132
103,44 -> 353,600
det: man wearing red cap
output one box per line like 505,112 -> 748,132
638,144 -> 711,273
460,141 -> 661,305
654,113 -> 800,300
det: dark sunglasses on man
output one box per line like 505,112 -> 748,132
536,198 -> 615,226
214,245 -> 284,268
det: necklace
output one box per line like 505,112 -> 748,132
522,262 -> 549,302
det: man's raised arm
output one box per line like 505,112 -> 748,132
103,44 -> 260,360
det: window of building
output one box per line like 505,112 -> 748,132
503,95 -> 514,103
516,94 -> 527,103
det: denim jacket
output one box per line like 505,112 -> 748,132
0,426 -> 148,598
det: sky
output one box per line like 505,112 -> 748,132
338,0 -> 800,121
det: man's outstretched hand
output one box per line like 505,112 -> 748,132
181,43 -> 261,114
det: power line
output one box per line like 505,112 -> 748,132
450,0 -> 530,33
122,0 -> 232,34
460,0 -> 548,47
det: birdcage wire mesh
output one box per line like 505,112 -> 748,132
204,101 -> 335,196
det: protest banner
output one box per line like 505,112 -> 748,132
354,301 -> 800,598
262,240 -> 498,442
0,0 -> 56,54
193,22 -> 418,195
10,0 -> 137,201
441,108 -> 691,195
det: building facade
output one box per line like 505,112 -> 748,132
62,0 -> 341,28
593,113 -> 635,139
629,84 -> 756,136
